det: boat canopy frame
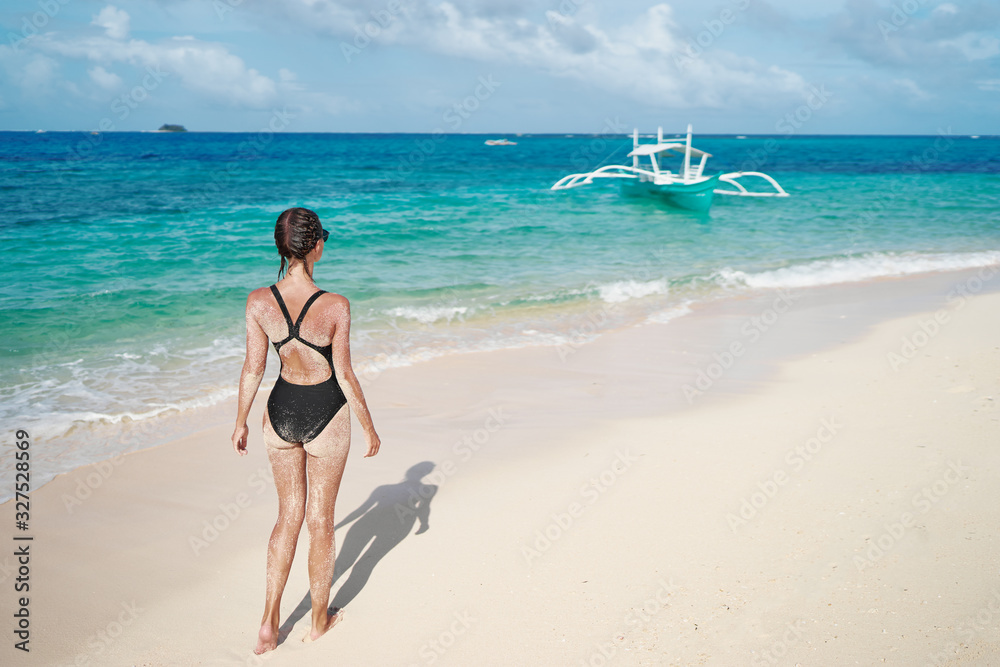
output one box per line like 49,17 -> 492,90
551,125 -> 790,198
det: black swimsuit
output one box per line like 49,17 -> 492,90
266,285 -> 347,444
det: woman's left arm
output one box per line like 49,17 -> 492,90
331,295 -> 381,457
232,292 -> 269,456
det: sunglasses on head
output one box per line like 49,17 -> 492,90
320,228 -> 329,243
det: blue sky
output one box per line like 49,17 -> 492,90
1,0 -> 998,133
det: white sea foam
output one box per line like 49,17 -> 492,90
713,251 -> 1000,291
353,329 -> 577,378
507,286 -> 592,306
184,337 -> 246,365
597,278 -> 669,303
18,386 -> 240,440
511,279 -> 669,307
385,305 -> 469,324
647,302 -> 694,324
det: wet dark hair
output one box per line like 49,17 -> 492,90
274,207 -> 323,278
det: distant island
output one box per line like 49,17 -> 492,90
157,124 -> 187,132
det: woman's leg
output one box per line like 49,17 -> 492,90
255,414 -> 308,654
302,405 -> 351,642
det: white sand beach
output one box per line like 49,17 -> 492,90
5,268 -> 1000,666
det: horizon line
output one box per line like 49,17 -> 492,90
4,130 -> 994,137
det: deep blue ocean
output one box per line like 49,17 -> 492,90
2,130 -> 999,496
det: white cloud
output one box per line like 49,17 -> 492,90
829,0 -> 1000,67
287,91 -> 361,116
942,33 -> 1000,61
23,55 -> 55,82
35,34 -> 278,108
88,65 -> 122,90
6,53 -> 59,99
274,1 -> 810,110
976,78 -> 1000,91
276,67 -> 306,93
891,77 -> 931,101
92,5 -> 130,41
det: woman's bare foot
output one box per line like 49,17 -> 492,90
255,622 -> 279,654
302,608 -> 344,643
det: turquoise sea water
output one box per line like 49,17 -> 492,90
2,131 -> 1000,497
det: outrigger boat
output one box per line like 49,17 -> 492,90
551,125 -> 789,212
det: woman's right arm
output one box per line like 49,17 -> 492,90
232,291 -> 269,456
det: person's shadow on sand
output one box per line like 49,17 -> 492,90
278,461 -> 438,638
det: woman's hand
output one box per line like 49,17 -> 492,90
364,431 -> 381,458
232,424 -> 249,456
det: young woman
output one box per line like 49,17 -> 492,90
230,207 -> 380,654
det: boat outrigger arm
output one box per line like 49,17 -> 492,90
550,126 -> 790,198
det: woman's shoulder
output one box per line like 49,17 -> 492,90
246,286 -> 276,305
316,290 -> 350,311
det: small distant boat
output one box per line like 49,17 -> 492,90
551,124 -> 789,212
970,135 -> 980,139
35,129 -> 46,133
736,135 -> 747,139
485,138 -> 516,146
